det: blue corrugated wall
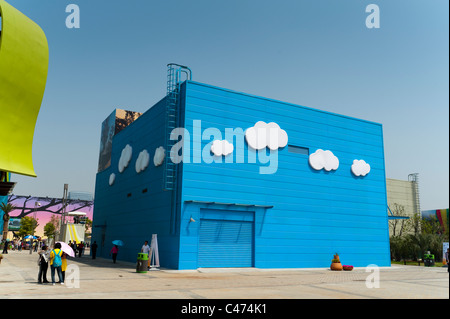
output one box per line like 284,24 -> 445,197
178,81 -> 390,269
92,80 -> 390,269
92,96 -> 182,268
0,195 -> 8,237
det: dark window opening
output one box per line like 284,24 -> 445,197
288,145 -> 309,155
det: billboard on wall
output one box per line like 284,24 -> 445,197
98,109 -> 142,172
8,218 -> 21,231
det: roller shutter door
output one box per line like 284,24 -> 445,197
198,219 -> 254,268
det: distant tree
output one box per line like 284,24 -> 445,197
407,233 -> 435,265
84,217 -> 92,232
388,203 -> 410,237
390,210 -> 445,264
49,215 -> 60,232
422,216 -> 445,236
17,216 -> 38,239
421,216 -> 447,262
390,235 -> 416,264
44,222 -> 56,240
389,236 -> 403,262
1,202 -> 15,241
409,212 -> 422,237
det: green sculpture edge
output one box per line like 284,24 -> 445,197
0,0 -> 49,177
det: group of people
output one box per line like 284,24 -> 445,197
37,243 -> 67,285
34,240 -> 150,286
1,239 -> 41,254
67,240 -> 87,258
35,241 -> 94,285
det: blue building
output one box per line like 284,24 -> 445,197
92,70 -> 390,269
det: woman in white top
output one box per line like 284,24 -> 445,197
141,241 -> 151,270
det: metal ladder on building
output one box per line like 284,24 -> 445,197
408,173 -> 421,217
163,63 -> 192,191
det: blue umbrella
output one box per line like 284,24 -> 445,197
112,240 -> 123,246
24,235 -> 37,239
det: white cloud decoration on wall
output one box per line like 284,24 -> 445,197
153,146 -> 165,167
118,144 -> 132,173
351,159 -> 371,176
210,139 -> 234,157
109,173 -> 115,186
245,121 -> 288,151
135,149 -> 150,173
309,149 -> 339,171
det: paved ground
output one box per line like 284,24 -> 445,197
0,249 -> 448,300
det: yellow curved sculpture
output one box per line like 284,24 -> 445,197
0,0 -> 49,177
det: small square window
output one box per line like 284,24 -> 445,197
288,145 -> 309,155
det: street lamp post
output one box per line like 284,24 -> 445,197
32,201 -> 40,236
59,184 -> 69,242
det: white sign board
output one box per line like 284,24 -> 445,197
149,234 -> 160,269
443,242 -> 449,263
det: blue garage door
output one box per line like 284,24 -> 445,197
198,219 -> 254,268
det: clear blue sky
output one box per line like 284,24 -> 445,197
7,0 -> 449,210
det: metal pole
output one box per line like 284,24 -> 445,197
59,184 -> 68,241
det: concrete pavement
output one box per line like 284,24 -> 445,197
0,249 -> 448,299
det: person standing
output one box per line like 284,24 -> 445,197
78,242 -> 84,258
37,245 -> 50,284
141,240 -> 151,270
71,241 -> 77,257
2,240 -> 8,254
61,252 -> 68,282
110,245 -> 118,264
49,243 -> 64,285
91,241 -> 98,259
446,248 -> 449,273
